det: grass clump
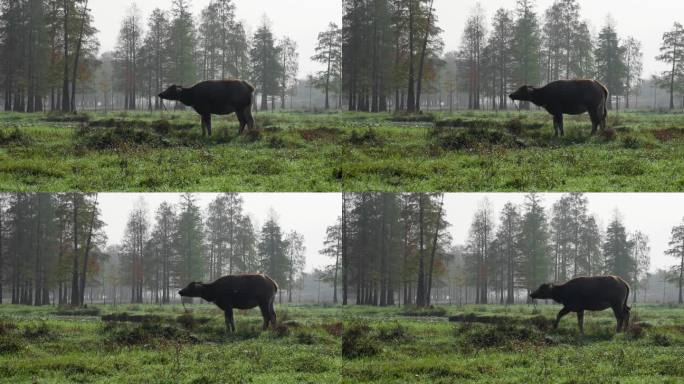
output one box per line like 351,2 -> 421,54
400,306 -> 448,317
342,323 -> 380,359
430,127 -> 521,150
102,319 -> 191,346
22,321 -> 54,340
457,322 -> 543,350
348,129 -> 383,147
54,306 -> 101,317
0,127 -> 33,146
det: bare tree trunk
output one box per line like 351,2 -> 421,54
79,195 -> 98,307
61,0 -> 70,112
70,0 -> 89,113
70,195 -> 80,306
415,0 -> 434,112
425,195 -> 443,305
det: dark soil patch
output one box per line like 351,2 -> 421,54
348,129 -> 384,147
400,306 -> 448,317
43,113 -> 90,123
430,127 -> 523,150
389,113 -> 436,123
101,313 -> 164,323
653,128 -> 684,142
300,127 -> 341,142
54,307 -> 101,317
322,322 -> 344,337
449,313 -> 552,331
176,313 -> 212,330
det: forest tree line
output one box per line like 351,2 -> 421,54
0,193 -> 316,307
341,193 -> 684,307
0,0 -> 342,113
342,0 -> 684,112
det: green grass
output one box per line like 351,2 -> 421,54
2,303 -> 683,383
340,110 -> 684,192
0,304 -> 342,383
0,111 -> 343,192
342,304 -> 684,383
0,110 -> 683,191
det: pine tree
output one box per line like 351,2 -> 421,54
312,22 -> 342,110
656,22 -> 684,110
250,20 -> 282,111
595,22 -> 627,109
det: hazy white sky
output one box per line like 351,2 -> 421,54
435,0 -> 684,77
91,0 -> 341,76
98,193 -> 341,273
444,193 -> 684,273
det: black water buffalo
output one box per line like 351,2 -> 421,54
509,79 -> 608,137
178,274 -> 278,332
530,276 -> 631,333
158,79 -> 256,136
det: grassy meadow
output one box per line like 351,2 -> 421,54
0,304 -> 342,384
1,110 -> 683,192
342,304 -> 684,383
1,303 -> 682,383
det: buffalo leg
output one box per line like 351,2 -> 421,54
201,114 -> 210,137
555,114 -> 565,137
236,110 -> 247,134
577,310 -> 585,334
224,308 -> 235,333
589,109 -> 600,135
622,307 -> 631,331
611,306 -> 624,333
258,304 -> 271,330
600,103 -> 608,132
554,307 -> 571,329
269,298 -> 277,328
244,107 -> 255,132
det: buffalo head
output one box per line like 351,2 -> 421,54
530,283 -> 554,300
509,85 -> 536,102
159,85 -> 184,101
178,281 -> 205,298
